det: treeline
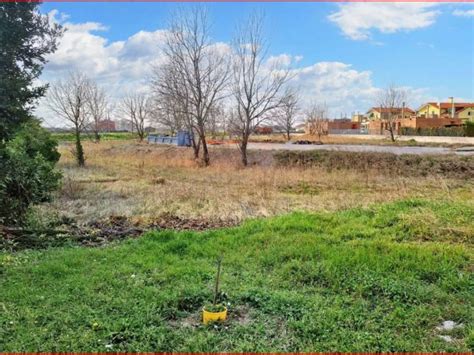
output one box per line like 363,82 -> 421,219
1,2 -> 63,226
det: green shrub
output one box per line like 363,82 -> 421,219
400,126 -> 465,137
465,121 -> 474,137
7,120 -> 60,162
273,150 -> 474,179
0,121 -> 61,225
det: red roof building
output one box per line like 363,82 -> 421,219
97,119 -> 116,132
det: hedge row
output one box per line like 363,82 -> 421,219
274,150 -> 474,179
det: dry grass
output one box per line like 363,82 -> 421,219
43,140 -> 473,224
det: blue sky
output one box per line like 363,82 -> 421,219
38,2 -> 473,124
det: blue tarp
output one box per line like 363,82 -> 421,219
147,131 -> 192,147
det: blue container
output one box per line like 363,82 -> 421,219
177,131 -> 192,147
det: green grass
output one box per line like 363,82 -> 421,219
1,199 -> 473,352
51,131 -> 139,142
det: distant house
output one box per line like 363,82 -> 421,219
294,122 -> 306,133
351,114 -> 366,123
417,102 -> 474,119
366,107 -> 415,121
97,119 -> 116,132
326,119 -> 361,134
116,119 -> 133,132
457,106 -> 474,121
254,126 -> 273,135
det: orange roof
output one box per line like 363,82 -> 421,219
368,107 -> 415,114
424,102 -> 474,110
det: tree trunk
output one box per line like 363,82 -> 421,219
201,134 -> 210,166
94,131 -> 101,143
138,129 -> 144,142
388,122 -> 395,142
286,130 -> 291,141
240,136 -> 248,166
192,134 -> 201,159
74,125 -> 85,167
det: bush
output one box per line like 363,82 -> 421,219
274,150 -> 474,179
7,120 -> 61,162
465,121 -> 474,137
400,126 -> 465,137
0,121 -> 61,225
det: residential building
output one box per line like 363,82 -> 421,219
457,106 -> 474,121
304,119 -> 361,135
97,119 -> 116,132
116,119 -> 133,132
366,107 -> 415,121
368,117 -> 463,135
351,113 -> 366,123
417,100 -> 474,119
294,123 -> 307,133
254,126 -> 273,134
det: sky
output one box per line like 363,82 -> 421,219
37,2 -> 474,126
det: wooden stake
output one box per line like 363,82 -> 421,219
213,257 -> 222,306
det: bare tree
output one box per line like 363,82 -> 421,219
153,7 -> 230,166
47,72 -> 90,166
121,93 -> 151,141
86,82 -> 109,142
151,98 -> 185,135
151,61 -> 201,158
206,103 -> 224,139
377,85 -> 407,142
231,13 -> 291,166
274,88 -> 299,141
306,102 -> 328,142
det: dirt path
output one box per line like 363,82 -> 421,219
246,142 -> 474,155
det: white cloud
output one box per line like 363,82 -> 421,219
37,10 -> 431,126
37,11 -> 170,126
328,3 -> 440,40
290,62 -> 379,116
266,53 -> 293,68
453,8 -> 474,17
288,62 -> 431,117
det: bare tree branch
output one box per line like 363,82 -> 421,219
305,102 -> 328,141
376,85 -> 408,142
86,82 -> 109,142
231,12 -> 292,166
47,72 -> 90,166
120,93 -> 151,142
273,88 -> 299,141
151,6 -> 230,165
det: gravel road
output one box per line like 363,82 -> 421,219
247,142 -> 474,156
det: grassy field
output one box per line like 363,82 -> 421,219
52,131 -> 138,142
1,199 -> 473,351
37,141 -> 472,224
1,140 -> 473,351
